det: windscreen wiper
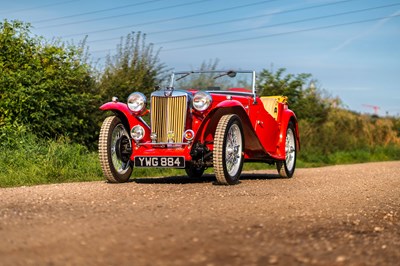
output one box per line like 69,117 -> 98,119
213,70 -> 237,79
175,71 -> 193,81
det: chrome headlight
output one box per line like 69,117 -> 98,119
193,91 -> 212,111
131,125 -> 145,141
127,92 -> 146,113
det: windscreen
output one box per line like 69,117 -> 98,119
172,71 -> 253,93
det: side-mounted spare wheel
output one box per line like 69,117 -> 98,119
99,116 -> 133,183
276,121 -> 297,178
213,114 -> 244,185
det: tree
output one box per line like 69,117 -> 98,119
257,67 -> 329,123
0,20 -> 100,146
99,32 -> 168,102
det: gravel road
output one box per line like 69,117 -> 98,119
1,161 -> 399,266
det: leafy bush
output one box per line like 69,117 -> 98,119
300,109 -> 400,154
0,20 -> 100,147
257,68 -> 330,123
99,32 -> 169,102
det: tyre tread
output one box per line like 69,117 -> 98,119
98,116 -> 131,183
214,114 -> 236,185
276,121 -> 296,178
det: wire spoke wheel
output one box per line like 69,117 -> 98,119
277,121 -> 297,178
99,116 -> 133,183
110,124 -> 131,174
214,114 -> 244,185
225,124 -> 242,176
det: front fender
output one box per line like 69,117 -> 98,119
100,102 -> 150,138
214,99 -> 245,109
100,102 -> 133,119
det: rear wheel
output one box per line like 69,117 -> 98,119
99,116 -> 132,183
213,114 -> 244,185
277,121 -> 297,178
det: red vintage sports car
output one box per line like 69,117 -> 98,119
99,70 -> 299,185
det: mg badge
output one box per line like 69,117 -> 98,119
164,87 -> 174,97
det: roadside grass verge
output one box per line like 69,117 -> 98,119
0,135 -> 103,187
297,146 -> 400,167
1,133 -> 399,188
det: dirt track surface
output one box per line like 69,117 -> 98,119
1,161 -> 399,266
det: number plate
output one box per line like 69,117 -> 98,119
134,156 -> 185,168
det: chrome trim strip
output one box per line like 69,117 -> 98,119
136,142 -> 190,146
151,90 -> 189,98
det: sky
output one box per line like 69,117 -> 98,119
1,0 -> 399,116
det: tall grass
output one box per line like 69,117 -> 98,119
0,126 -> 190,187
297,146 -> 400,168
0,127 -> 102,187
300,109 -> 399,152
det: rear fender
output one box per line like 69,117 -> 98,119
276,109 -> 300,158
100,102 -> 151,139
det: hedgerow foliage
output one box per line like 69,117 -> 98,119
257,68 -> 330,123
257,67 -> 400,160
99,32 -> 169,101
0,20 -> 100,146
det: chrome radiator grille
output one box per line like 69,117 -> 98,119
150,95 -> 187,143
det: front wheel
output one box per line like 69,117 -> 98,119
213,114 -> 244,185
276,121 -> 297,178
99,116 -> 133,183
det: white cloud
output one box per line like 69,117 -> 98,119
332,9 -> 400,52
